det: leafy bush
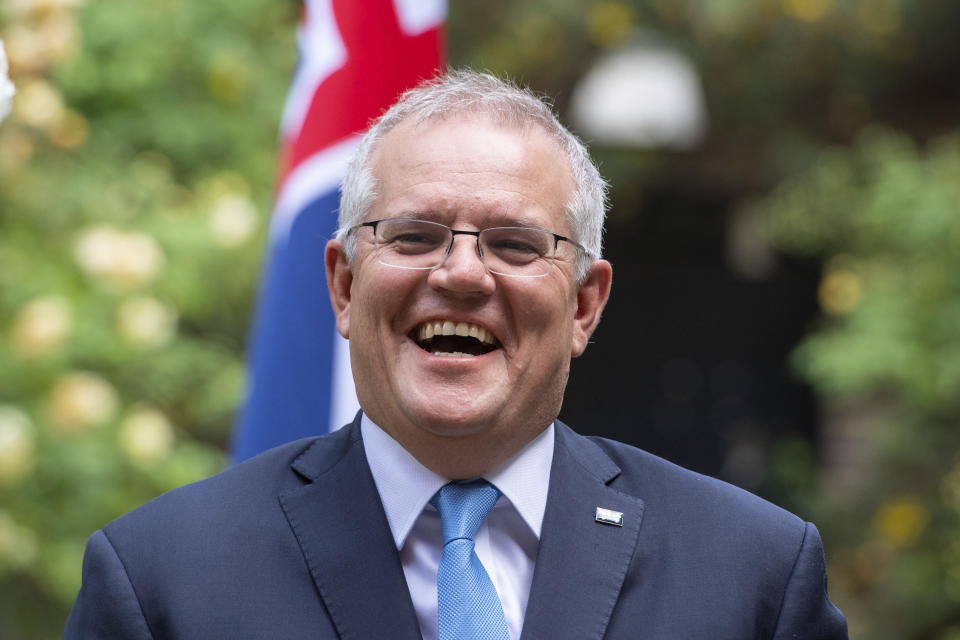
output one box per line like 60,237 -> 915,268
754,128 -> 960,640
0,1 -> 294,636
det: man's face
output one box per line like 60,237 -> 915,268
326,114 -> 611,475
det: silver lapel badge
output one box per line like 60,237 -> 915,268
595,507 -> 624,527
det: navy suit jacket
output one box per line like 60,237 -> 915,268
66,415 -> 848,639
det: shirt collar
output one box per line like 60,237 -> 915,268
361,413 -> 555,549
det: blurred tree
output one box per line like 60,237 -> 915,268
451,0 -> 960,185
0,0 -> 295,636
753,128 -> 960,639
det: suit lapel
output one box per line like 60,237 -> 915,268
521,422 -> 645,640
279,418 -> 422,640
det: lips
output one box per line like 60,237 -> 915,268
411,320 -> 500,357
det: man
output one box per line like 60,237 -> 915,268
66,71 -> 848,639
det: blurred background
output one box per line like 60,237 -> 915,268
2,0 -> 960,638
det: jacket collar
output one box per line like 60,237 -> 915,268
280,413 -> 422,639
280,415 -> 646,640
520,421 -> 646,640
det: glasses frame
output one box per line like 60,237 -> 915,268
350,217 -> 589,278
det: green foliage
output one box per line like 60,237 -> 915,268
756,129 -> 960,639
451,0 -> 960,137
0,0 -> 295,636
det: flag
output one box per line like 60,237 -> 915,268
232,0 -> 446,461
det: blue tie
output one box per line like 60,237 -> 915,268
431,480 -> 511,640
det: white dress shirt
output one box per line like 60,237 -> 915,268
361,414 -> 554,640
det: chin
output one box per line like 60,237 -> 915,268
407,404 -> 499,439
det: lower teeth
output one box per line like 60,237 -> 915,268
433,351 -> 473,358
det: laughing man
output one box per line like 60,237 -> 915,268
66,71 -> 848,640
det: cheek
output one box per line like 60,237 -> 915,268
350,274 -> 426,366
515,293 -> 576,359
346,290 -> 391,364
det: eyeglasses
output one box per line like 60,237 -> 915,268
350,217 -> 587,278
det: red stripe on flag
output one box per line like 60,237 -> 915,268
278,0 -> 444,187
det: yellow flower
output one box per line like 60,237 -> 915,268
118,406 -> 174,464
116,296 -> 177,348
818,270 -> 862,315
50,108 -> 89,149
11,77 -> 63,129
209,193 -> 258,248
0,510 -> 38,570
48,371 -> 118,433
0,406 -> 35,485
872,497 -> 928,547
3,25 -> 45,74
11,295 -> 71,358
36,8 -> 80,62
587,3 -> 636,48
74,226 -> 166,290
782,0 -> 833,23
206,53 -> 251,104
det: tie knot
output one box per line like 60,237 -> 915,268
431,479 -> 501,544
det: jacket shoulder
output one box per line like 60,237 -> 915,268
585,433 -> 805,536
565,432 -> 847,638
102,425 -> 359,545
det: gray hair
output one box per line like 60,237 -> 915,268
337,70 -> 608,282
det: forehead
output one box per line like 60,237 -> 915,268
368,114 -> 575,229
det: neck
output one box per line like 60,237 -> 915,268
368,414 -> 551,479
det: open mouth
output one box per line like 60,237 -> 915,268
411,320 -> 500,358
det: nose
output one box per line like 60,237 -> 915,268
428,234 -> 496,296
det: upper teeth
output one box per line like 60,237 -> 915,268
417,321 -> 496,345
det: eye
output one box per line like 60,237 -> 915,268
483,229 -> 551,264
388,234 -> 445,255
379,221 -> 448,254
393,232 -> 441,245
489,238 -> 541,255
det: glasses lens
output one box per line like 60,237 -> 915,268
480,227 -> 554,277
375,219 -> 450,269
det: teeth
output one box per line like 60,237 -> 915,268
434,351 -> 474,358
416,320 -> 496,345
418,323 -> 435,341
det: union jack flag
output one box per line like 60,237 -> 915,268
233,0 -> 446,461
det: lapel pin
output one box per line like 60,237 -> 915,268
595,507 -> 623,527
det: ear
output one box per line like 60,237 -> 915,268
571,259 -> 612,357
325,239 -> 353,339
